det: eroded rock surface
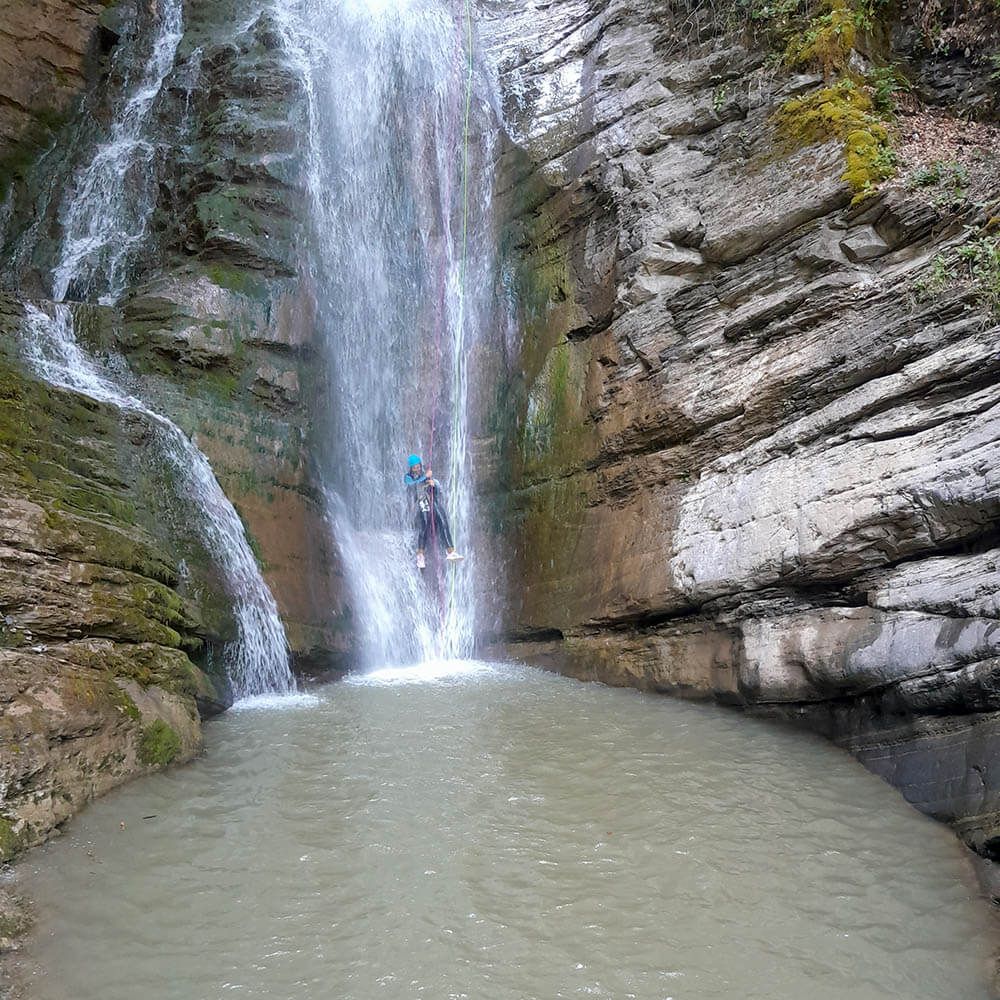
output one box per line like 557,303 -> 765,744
0,0 -> 347,890
480,0 -> 1000,859
0,0 -> 112,192
0,297 -> 218,860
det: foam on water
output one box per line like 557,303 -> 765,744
230,691 -> 321,712
345,657 -> 502,686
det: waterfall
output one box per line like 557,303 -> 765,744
275,0 -> 497,669
52,0 -> 183,304
16,0 -> 294,698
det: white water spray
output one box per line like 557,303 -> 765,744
275,0 -> 496,669
53,0 -> 183,304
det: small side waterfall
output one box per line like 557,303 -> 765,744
16,1 -> 294,698
52,0 -> 183,304
22,304 -> 294,698
276,0 -> 497,669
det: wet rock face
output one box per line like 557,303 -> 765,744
0,1 -> 351,671
0,298 -> 216,857
0,0 -> 111,191
482,0 -> 1000,854
105,4 -> 348,669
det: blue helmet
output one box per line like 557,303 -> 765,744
407,454 -> 423,468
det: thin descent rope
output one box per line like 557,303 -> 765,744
425,0 -> 474,639
459,0 -> 473,294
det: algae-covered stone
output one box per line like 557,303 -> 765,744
0,816 -> 24,863
773,81 -> 896,200
138,719 -> 182,767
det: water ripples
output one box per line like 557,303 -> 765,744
23,664 -> 995,999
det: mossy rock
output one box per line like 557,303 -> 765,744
520,340 -> 572,462
0,907 -> 31,940
0,343 -> 234,653
774,80 -> 895,200
784,0 -> 858,76
138,720 -> 182,767
107,683 -> 141,723
0,816 -> 24,863
108,646 -> 208,699
0,352 -> 176,581
0,107 -> 70,198
200,262 -> 271,301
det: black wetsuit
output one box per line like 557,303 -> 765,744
404,472 -> 454,551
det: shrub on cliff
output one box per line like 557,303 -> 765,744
915,230 -> 1000,311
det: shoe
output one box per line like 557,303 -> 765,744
445,550 -> 465,561
416,552 -> 426,570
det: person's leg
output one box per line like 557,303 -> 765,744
434,503 -> 464,560
433,502 -> 454,550
415,510 -> 429,568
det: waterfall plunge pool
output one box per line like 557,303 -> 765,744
21,661 -> 995,999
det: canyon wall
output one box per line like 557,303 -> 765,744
0,0 -> 351,878
1,0 -> 998,904
480,0 -> 1000,862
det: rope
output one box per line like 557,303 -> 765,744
422,0 -> 474,650
459,0 -> 473,293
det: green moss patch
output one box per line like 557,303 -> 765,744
725,0 -> 890,65
114,648 -> 204,696
202,262 -> 269,300
108,684 -> 142,722
0,355 -> 176,581
138,720 -> 182,767
784,0 -> 859,75
774,80 -> 896,200
521,341 -> 571,461
0,908 -> 31,940
0,816 -> 24,863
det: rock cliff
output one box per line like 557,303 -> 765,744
0,292 -> 211,861
0,0 -> 349,893
0,0 -> 997,933
0,0 -> 113,195
480,0 -> 1000,863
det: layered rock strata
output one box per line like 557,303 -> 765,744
0,295 -> 215,862
0,0 -> 348,894
480,0 -> 1000,861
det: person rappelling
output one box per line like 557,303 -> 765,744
404,454 -> 464,570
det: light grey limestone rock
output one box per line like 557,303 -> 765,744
740,608 -> 1000,704
484,0 -> 1000,859
867,550 -> 1000,619
840,225 -> 891,262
